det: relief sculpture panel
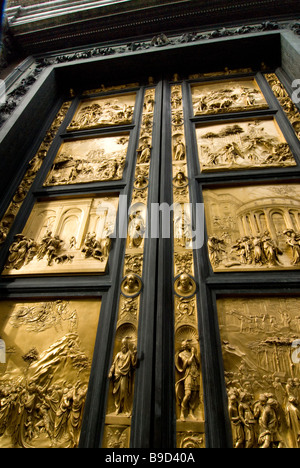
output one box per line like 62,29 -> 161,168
203,184 -> 300,272
218,296 -> 300,448
0,298 -> 102,448
44,134 -> 129,186
191,78 -> 268,116
2,195 -> 119,276
67,93 -> 136,131
196,118 -> 296,172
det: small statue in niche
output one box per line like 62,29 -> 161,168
175,339 -> 201,421
128,210 -> 146,249
27,148 -> 48,177
137,141 -> 152,164
109,337 -> 137,416
174,138 -> 186,161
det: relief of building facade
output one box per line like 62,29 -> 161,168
218,296 -> 300,448
204,184 -> 300,272
2,195 -> 119,276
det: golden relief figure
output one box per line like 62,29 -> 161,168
44,135 -> 129,186
0,298 -> 101,448
204,184 -> 300,272
67,93 -> 136,131
2,195 -> 119,276
108,336 -> 137,417
196,118 -> 296,172
218,296 -> 300,448
191,78 -> 268,116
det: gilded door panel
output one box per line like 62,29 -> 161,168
44,134 -> 129,186
196,117 -> 296,172
0,298 -> 102,448
217,296 -> 300,448
67,93 -> 136,131
2,195 -> 119,276
203,184 -> 300,272
191,78 -> 268,116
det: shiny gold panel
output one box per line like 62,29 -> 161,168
191,78 -> 268,116
67,93 -> 136,131
44,134 -> 129,186
0,298 -> 102,448
203,184 -> 300,272
2,195 -> 119,276
218,296 -> 300,448
171,84 -> 205,448
196,118 -> 296,172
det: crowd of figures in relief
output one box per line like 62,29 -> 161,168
0,300 -> 100,448
218,297 -> 300,448
204,185 -> 300,272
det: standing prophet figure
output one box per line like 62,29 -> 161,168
175,339 -> 200,421
109,338 -> 137,416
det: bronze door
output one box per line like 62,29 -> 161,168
0,69 -> 300,449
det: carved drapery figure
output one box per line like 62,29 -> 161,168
228,392 -> 244,448
6,235 -> 38,270
283,229 -> 300,264
137,141 -> 152,164
109,338 -> 137,416
81,232 -> 104,261
174,138 -> 186,161
128,211 -> 146,248
175,339 -> 200,421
